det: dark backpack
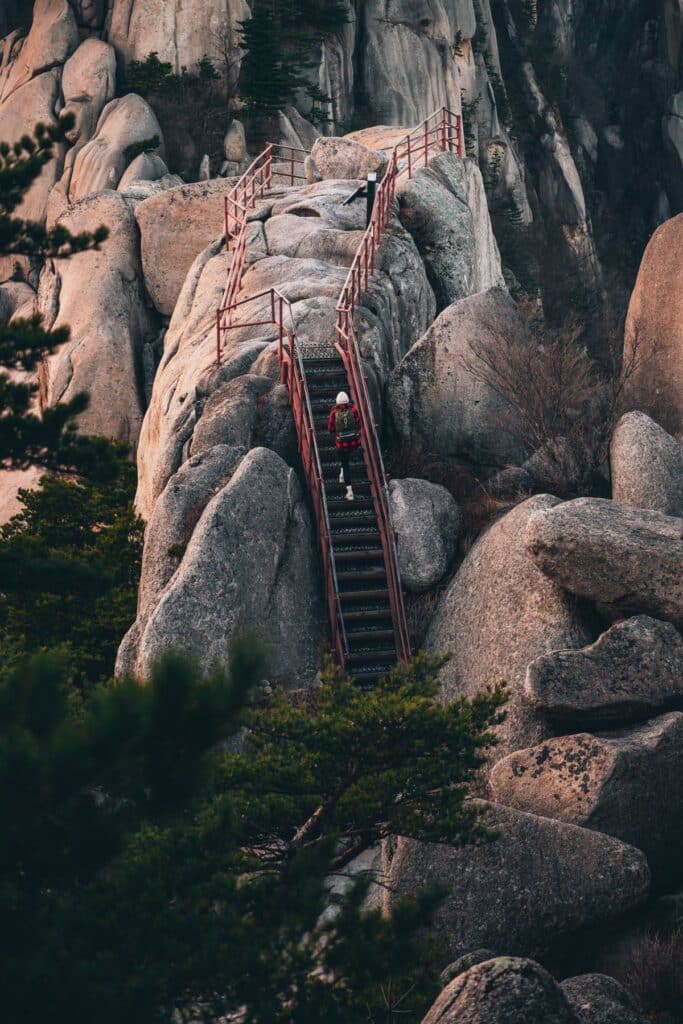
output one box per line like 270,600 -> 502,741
335,406 -> 359,443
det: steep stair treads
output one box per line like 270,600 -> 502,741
215,109 -> 465,682
306,352 -> 396,685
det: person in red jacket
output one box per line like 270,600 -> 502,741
328,390 -> 361,501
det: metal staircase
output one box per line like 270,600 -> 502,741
216,108 -> 464,681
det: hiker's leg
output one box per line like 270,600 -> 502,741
339,448 -> 350,483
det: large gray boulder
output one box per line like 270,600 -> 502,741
134,444 -> 246,623
388,288 -> 529,469
525,616 -> 683,726
307,135 -> 388,182
382,802 -> 650,958
623,212 -> 683,436
38,190 -> 155,449
610,411 -> 683,517
561,974 -> 645,1024
422,957 -> 575,1024
398,154 -> 504,309
489,713 -> 683,884
127,448 -> 323,686
0,0 -> 78,102
67,94 -> 165,201
426,495 -> 590,763
189,374 -> 297,467
525,498 -> 683,626
0,0 -> 79,235
60,38 -> 116,150
118,151 -> 170,191
388,478 -> 461,593
134,177 -> 244,316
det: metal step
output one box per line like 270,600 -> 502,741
338,567 -> 387,584
321,449 -> 364,463
327,497 -> 374,512
334,547 -> 383,562
343,604 -> 392,621
303,356 -> 345,370
304,365 -> 346,379
307,383 -> 345,399
351,664 -> 396,684
329,516 -> 376,532
332,535 -> 380,552
348,622 -> 395,638
340,587 -> 390,603
348,647 -> 397,664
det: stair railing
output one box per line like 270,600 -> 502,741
216,106 -> 465,669
216,287 -> 349,664
217,142 -> 309,362
335,106 -> 464,664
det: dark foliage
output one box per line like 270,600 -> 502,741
238,0 -> 348,121
1,647 -> 505,1023
0,115 -> 108,471
0,448 -> 143,688
124,52 -> 228,176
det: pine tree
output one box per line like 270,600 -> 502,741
0,445 -> 143,688
0,115 -> 108,471
1,647 -> 505,1023
238,2 -> 304,116
238,0 -> 349,118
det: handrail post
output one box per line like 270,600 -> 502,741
265,144 -> 272,191
216,308 -> 221,365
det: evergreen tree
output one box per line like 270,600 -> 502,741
238,2 -> 304,116
0,445 -> 143,688
238,0 -> 349,117
1,648 -> 505,1023
0,115 -> 108,471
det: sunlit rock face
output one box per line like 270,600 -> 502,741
106,0 -> 250,75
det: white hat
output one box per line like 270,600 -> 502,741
336,391 -> 350,405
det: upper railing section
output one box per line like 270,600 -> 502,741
334,107 -> 464,664
217,143 -> 308,362
336,107 -> 463,329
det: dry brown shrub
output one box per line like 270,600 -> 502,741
461,297 -> 647,496
385,446 -> 518,552
600,928 -> 683,1024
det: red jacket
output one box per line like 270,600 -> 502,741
328,403 -> 361,450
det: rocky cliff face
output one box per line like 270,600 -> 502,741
2,2 -> 682,314
2,3 -> 683,1017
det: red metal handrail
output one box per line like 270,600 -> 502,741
215,106 -> 464,670
335,107 -> 464,664
216,287 -> 349,664
217,143 -> 309,363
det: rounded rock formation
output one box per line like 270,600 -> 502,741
610,411 -> 683,517
389,477 -> 461,592
623,212 -> 683,435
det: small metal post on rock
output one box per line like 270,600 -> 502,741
366,172 -> 377,227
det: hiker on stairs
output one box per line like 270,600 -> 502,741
328,391 -> 361,501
